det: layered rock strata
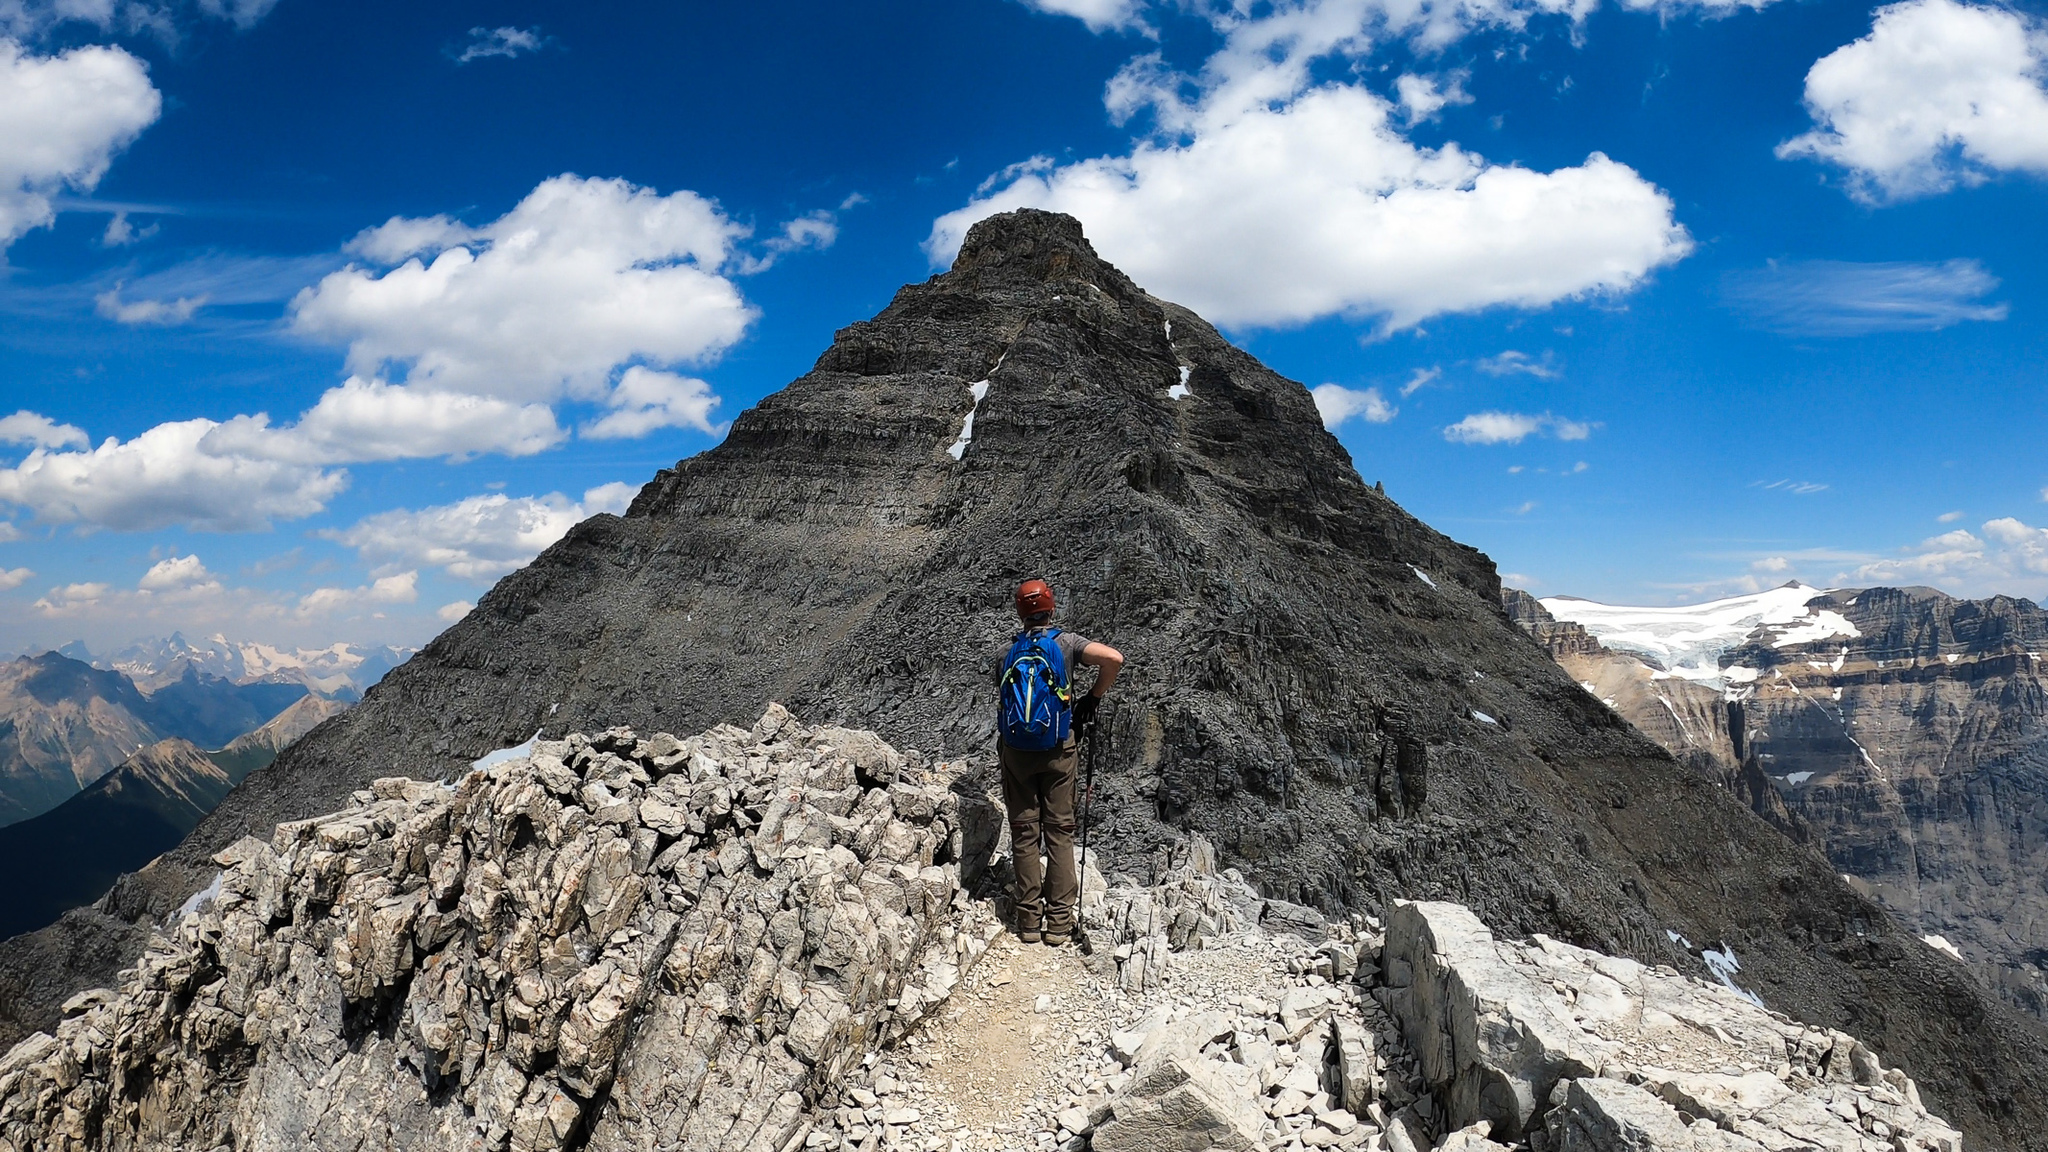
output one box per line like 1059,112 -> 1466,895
1511,586 -> 2048,1022
0,708 -> 994,1152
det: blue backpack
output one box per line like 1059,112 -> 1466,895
999,628 -> 1071,750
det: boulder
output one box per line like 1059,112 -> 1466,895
1093,1052 -> 1267,1152
1380,901 -> 1603,1140
1380,901 -> 1967,1152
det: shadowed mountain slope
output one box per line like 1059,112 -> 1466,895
7,210 -> 2045,1147
0,738 -> 228,939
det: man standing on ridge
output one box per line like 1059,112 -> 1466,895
994,578 -> 1123,947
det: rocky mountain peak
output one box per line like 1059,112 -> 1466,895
5,213 -> 2047,1147
946,208 -> 1140,297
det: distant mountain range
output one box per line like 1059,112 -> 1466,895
0,652 -> 310,827
0,634 -> 399,829
0,695 -> 347,939
1507,582 -> 2048,1022
74,633 -> 414,699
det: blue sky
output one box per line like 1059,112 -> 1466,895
0,0 -> 2044,656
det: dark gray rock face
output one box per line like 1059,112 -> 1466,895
5,210 -> 2046,1148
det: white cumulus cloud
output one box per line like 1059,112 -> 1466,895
0,417 -> 346,532
0,566 -> 30,590
583,367 -> 723,440
0,173 -> 791,534
932,2 -> 1689,330
203,377 -> 564,464
0,40 -> 160,250
1394,72 -> 1472,123
1311,384 -> 1396,428
437,600 -> 474,622
292,174 -> 756,402
0,0 -> 284,38
136,553 -> 216,593
95,284 -> 206,325
296,571 -> 418,618
323,483 -> 637,582
1016,0 -> 1149,32
1830,518 -> 2048,596
0,410 -> 86,450
1779,0 -> 2048,201
100,210 -> 155,246
32,580 -> 108,615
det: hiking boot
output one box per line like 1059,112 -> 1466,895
1018,926 -> 1042,944
1041,930 -> 1071,948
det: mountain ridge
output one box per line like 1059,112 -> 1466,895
4,210 -> 2045,1147
97,632 -> 413,698
1517,582 -> 2048,1024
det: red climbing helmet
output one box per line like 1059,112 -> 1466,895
1015,579 -> 1055,623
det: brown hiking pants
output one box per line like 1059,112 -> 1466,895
998,739 -> 1079,934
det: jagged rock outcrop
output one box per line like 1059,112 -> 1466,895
0,708 -> 993,1152
1516,585 -> 2048,1023
8,211 -> 2046,1148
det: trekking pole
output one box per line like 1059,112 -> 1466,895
1075,717 -> 1099,956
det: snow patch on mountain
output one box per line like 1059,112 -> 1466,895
1540,583 -> 1857,689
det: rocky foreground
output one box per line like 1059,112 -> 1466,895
0,711 -> 1964,1152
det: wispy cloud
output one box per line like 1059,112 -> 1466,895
100,211 -> 157,247
1722,259 -> 2007,336
452,26 -> 550,64
1398,366 -> 1440,397
1752,479 -> 1830,495
1444,411 -> 1596,445
1475,349 -> 1558,378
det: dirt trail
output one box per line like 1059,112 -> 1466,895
915,932 -> 1115,1135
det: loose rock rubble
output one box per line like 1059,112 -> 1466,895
0,712 -> 1966,1152
791,860 -> 1967,1152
